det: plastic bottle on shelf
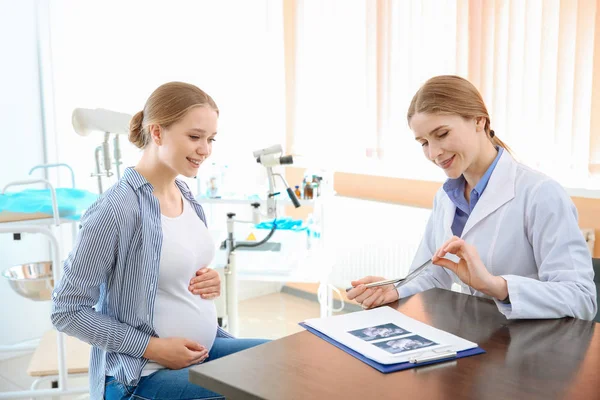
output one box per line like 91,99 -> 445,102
294,185 -> 302,199
314,176 -> 322,197
303,178 -> 313,200
311,181 -> 319,198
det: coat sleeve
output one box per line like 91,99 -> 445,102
397,194 -> 455,299
51,198 -> 151,357
496,180 -> 597,320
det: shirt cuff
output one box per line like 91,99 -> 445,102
493,275 -> 519,318
396,283 -> 421,300
117,326 -> 152,358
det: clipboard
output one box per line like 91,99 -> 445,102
299,322 -> 485,373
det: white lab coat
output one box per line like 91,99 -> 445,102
398,150 -> 597,320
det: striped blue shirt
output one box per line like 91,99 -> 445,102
443,147 -> 503,236
51,167 -> 233,399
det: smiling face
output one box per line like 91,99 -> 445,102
150,106 -> 218,178
410,112 -> 486,179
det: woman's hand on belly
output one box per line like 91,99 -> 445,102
189,267 -> 221,300
143,337 -> 209,370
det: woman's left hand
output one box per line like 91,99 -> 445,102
189,267 -> 221,300
432,236 -> 508,300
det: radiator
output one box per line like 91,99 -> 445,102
322,197 -> 431,287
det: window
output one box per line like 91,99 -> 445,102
289,0 -> 600,188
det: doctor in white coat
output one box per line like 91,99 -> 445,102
347,75 -> 597,320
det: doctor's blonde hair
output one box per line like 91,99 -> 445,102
407,75 -> 511,153
129,82 -> 219,149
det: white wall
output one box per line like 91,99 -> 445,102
46,0 -> 286,196
0,0 -> 53,347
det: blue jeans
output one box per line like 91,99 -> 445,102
105,337 -> 268,400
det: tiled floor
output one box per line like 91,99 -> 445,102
0,291 -> 335,399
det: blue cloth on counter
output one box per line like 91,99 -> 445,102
0,188 -> 98,220
255,217 -> 306,231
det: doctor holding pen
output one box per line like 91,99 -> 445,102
347,75 -> 597,320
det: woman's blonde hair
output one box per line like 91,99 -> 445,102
407,75 -> 510,152
129,82 -> 219,149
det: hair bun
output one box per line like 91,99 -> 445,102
128,110 -> 146,149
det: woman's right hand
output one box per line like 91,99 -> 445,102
346,276 -> 399,309
143,337 -> 208,370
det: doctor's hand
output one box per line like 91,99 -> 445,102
189,267 -> 221,300
346,276 -> 399,309
433,236 -> 508,301
143,337 -> 209,370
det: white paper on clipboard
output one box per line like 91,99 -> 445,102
303,307 -> 477,365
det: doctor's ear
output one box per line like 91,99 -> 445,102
475,117 -> 486,132
148,124 -> 162,146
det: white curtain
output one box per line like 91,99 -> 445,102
291,0 -> 600,187
292,0 -> 469,180
382,0 -> 464,181
467,0 -> 598,188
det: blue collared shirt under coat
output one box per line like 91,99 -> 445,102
443,147 -> 504,236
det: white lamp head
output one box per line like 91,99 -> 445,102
72,108 -> 132,137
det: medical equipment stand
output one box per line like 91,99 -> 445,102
0,173 -> 87,399
72,107 -> 131,194
28,163 -> 79,242
92,132 -> 123,194
222,146 -> 301,336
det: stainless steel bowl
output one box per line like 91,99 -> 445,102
2,262 -> 54,301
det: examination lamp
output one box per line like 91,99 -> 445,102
71,108 -> 132,193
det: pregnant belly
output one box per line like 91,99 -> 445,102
152,292 -> 218,351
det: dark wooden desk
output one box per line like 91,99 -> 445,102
190,289 -> 599,400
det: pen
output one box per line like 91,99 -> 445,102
408,351 -> 457,364
345,277 -> 404,292
345,258 -> 432,292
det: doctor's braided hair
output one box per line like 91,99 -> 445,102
128,82 -> 219,149
406,75 -> 511,153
